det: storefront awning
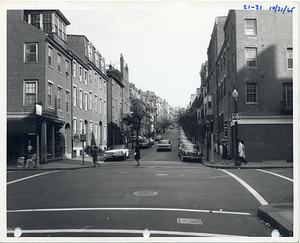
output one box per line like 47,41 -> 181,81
7,118 -> 36,134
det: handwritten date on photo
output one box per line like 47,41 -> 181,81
243,5 -> 295,13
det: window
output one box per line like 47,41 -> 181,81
95,123 -> 98,140
99,77 -> 102,89
53,14 -> 58,34
73,118 -> 77,135
48,46 -> 53,67
80,120 -> 83,133
287,48 -> 293,69
58,19 -> 62,39
95,53 -> 99,67
79,66 -> 82,81
66,91 -> 70,113
95,73 -> 97,86
89,91 -> 93,110
48,82 -> 53,107
66,59 -> 70,77
24,43 -> 38,63
89,70 -> 92,83
24,81 -> 37,105
85,92 -> 88,110
57,53 -> 62,73
79,89 -> 83,109
73,61 -> 76,78
104,125 -> 107,141
43,13 -> 52,33
245,48 -> 257,68
88,44 -> 92,61
31,13 -> 40,29
99,98 -> 102,114
104,100 -> 106,116
245,19 -> 257,35
95,95 -> 98,112
101,58 -> 105,73
73,85 -> 77,106
104,81 -> 106,93
90,121 -> 93,137
246,83 -> 257,103
57,87 -> 62,110
84,70 -> 88,85
282,83 -> 293,108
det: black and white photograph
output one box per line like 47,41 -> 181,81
3,0 -> 299,241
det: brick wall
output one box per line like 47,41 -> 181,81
239,124 -> 293,162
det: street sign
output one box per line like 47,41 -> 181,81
36,104 -> 42,116
232,113 -> 241,121
80,134 -> 86,141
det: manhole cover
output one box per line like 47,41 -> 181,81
133,191 -> 158,196
273,205 -> 293,209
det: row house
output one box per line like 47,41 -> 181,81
201,10 -> 293,162
7,9 -> 110,164
106,63 -> 124,147
67,35 -> 108,156
7,10 -> 73,164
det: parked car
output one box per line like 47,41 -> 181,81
156,139 -> 172,151
179,144 -> 202,162
140,139 -> 152,148
104,144 -> 130,162
154,134 -> 163,141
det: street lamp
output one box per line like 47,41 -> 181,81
232,89 -> 241,166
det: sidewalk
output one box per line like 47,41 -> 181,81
202,147 -> 293,169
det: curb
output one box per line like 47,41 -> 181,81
257,203 -> 293,237
202,162 -> 293,169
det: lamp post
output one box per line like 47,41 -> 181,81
232,89 -> 241,166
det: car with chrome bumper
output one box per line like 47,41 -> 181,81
156,139 -> 172,151
179,144 -> 202,162
104,145 -> 130,161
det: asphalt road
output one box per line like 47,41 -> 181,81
7,129 -> 293,239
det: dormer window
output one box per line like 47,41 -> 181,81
23,10 -> 69,42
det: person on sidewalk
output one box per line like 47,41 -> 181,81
238,140 -> 247,165
221,140 -> 228,165
134,142 -> 141,166
92,146 -> 98,167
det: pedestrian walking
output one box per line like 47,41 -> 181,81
92,146 -> 98,167
134,142 -> 140,166
238,140 -> 247,164
221,140 -> 228,165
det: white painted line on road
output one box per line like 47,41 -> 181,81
7,171 -> 59,185
255,169 -> 293,182
155,174 -> 169,176
220,169 -> 268,206
6,228 -> 244,237
7,207 -> 250,216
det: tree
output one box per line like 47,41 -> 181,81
157,117 -> 172,132
177,109 -> 203,144
130,98 -> 150,144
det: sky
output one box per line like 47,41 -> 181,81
59,1 -> 248,108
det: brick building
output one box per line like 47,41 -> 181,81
67,35 -> 108,155
7,10 -> 73,164
203,10 -> 293,162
